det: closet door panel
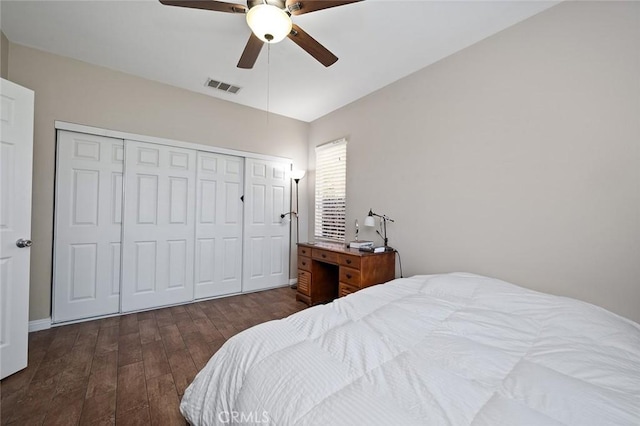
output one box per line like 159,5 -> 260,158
134,241 -> 157,293
194,152 -> 243,299
168,239 -> 188,288
121,141 -> 196,312
196,238 -> 215,284
242,159 -> 291,292
53,131 -> 123,323
136,174 -> 159,224
110,243 -> 121,297
111,173 -> 123,224
222,237 -> 239,280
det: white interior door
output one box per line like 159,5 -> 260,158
121,140 -> 196,312
52,131 -> 123,323
242,159 -> 291,292
0,79 -> 34,379
194,152 -> 244,299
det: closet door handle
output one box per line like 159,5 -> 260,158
16,239 -> 32,248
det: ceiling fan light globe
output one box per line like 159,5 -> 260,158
246,4 -> 292,44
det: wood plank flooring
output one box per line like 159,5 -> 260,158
1,287 -> 306,425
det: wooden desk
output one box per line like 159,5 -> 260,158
296,242 -> 396,306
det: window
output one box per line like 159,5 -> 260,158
314,139 -> 347,242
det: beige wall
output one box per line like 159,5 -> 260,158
7,44 -> 309,321
1,31 -> 8,79
309,1 -> 640,322
8,1 -> 640,324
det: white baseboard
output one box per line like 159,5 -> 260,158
29,317 -> 52,332
31,282 -> 298,331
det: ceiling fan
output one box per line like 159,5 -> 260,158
159,0 -> 363,69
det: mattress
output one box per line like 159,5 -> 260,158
180,273 -> 640,425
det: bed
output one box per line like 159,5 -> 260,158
180,273 -> 640,425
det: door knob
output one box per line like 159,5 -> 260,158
16,239 -> 32,248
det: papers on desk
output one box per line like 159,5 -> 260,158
349,240 -> 373,249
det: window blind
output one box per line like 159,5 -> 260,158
314,139 -> 347,242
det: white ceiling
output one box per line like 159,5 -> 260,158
1,0 -> 558,122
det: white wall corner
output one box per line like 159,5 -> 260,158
29,317 -> 52,332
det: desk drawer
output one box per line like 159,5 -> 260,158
338,254 -> 360,269
297,255 -> 311,272
298,246 -> 311,257
339,267 -> 361,287
339,282 -> 359,297
312,249 -> 338,264
298,270 -> 311,296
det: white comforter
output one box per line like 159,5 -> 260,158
181,273 -> 640,425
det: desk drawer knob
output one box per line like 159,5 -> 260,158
301,261 -> 306,266
321,254 -> 326,258
346,259 -> 351,264
346,273 -> 352,279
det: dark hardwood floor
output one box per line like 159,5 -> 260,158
1,287 -> 306,425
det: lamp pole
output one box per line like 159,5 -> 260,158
289,170 -> 306,290
294,177 -> 300,244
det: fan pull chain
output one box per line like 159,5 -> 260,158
266,42 -> 271,129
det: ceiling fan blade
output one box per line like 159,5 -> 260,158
285,0 -> 363,16
159,0 -> 247,14
237,33 -> 264,69
287,24 -> 338,67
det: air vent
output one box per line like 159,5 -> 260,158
205,78 -> 241,94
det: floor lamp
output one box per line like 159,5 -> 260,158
280,170 -> 306,237
280,170 -> 305,289
290,170 -> 306,244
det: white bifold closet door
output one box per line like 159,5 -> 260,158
54,129 -> 292,322
53,131 -> 123,323
121,141 -> 196,312
194,152 -> 244,299
243,158 -> 291,292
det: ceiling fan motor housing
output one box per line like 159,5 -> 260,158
247,0 -> 287,12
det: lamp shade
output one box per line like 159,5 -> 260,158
246,4 -> 292,43
364,215 -> 375,227
291,169 -> 306,181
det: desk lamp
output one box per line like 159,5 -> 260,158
364,209 -> 395,250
